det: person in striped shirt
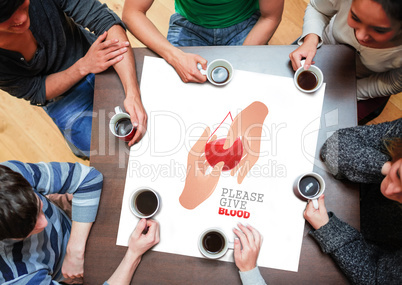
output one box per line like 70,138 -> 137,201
0,161 -> 159,284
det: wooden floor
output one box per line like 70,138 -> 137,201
0,0 -> 401,165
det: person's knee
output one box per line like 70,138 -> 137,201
64,112 -> 93,158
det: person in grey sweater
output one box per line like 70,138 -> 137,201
304,118 -> 402,284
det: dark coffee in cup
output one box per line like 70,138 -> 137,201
135,190 -> 159,216
299,175 -> 320,197
202,231 -> 225,253
210,66 -> 229,84
297,70 -> 318,91
110,106 -> 136,142
294,172 -> 326,210
115,118 -> 133,136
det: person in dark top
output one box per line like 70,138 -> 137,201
0,0 -> 147,158
304,118 -> 402,284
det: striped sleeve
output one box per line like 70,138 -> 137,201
1,161 -> 103,223
4,270 -> 59,285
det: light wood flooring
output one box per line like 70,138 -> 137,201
0,0 -> 401,165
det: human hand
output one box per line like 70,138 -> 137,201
127,218 -> 160,258
79,31 -> 129,76
169,50 -> 208,83
303,195 -> 329,230
233,223 -> 263,272
124,93 -> 148,146
105,219 -> 159,285
61,245 -> 84,281
223,102 -> 268,184
61,221 -> 93,283
179,127 -> 225,209
289,34 -> 319,71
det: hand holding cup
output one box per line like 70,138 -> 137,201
233,223 -> 262,272
303,195 -> 330,230
294,60 -> 324,93
197,59 -> 234,86
128,218 -> 160,257
109,106 -> 136,142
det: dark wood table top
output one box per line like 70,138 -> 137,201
86,45 -> 358,284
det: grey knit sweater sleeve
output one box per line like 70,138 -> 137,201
310,212 -> 402,284
320,118 -> 402,183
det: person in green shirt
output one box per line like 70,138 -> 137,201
122,0 -> 284,83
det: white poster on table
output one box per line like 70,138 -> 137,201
116,56 -> 326,272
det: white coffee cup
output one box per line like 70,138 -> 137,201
129,187 -> 160,219
198,59 -> 234,86
198,228 -> 234,259
293,172 -> 326,209
109,106 -> 135,142
294,60 -> 324,93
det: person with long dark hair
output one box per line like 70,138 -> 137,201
289,0 -> 402,123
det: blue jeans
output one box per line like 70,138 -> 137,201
167,12 -> 261,46
43,74 -> 94,159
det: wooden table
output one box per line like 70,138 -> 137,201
85,45 -> 358,284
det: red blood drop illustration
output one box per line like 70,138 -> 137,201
205,138 -> 243,171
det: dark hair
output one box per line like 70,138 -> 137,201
0,165 -> 38,240
372,0 -> 402,22
0,0 -> 26,23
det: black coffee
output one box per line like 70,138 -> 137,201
115,118 -> 133,136
297,70 -> 318,91
211,66 -> 229,83
299,176 -> 320,197
135,191 -> 158,216
202,231 -> 225,253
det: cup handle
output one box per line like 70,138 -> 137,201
312,198 -> 319,210
228,241 -> 234,250
197,63 -> 207,76
115,106 -> 123,114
